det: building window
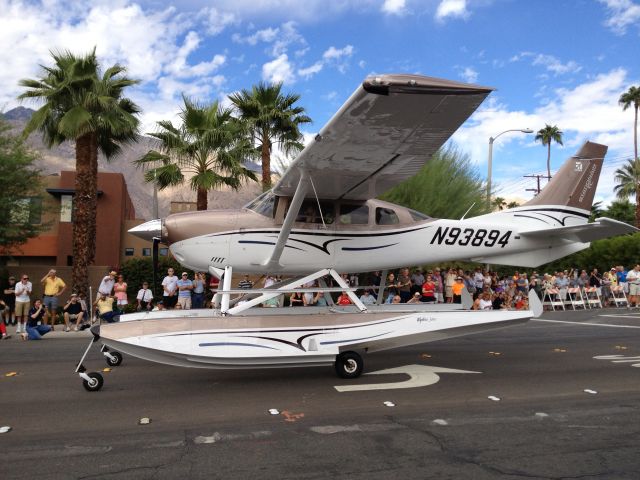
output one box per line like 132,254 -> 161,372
60,195 -> 72,222
124,248 -> 134,256
159,247 -> 168,256
11,197 -> 43,225
142,248 -> 151,257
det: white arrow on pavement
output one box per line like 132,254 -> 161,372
334,364 -> 480,392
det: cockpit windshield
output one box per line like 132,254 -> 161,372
245,190 -> 276,218
408,208 -> 431,222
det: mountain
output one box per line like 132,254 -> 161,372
2,107 -> 263,220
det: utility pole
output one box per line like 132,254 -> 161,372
524,174 -> 545,196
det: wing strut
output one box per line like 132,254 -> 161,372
264,171 -> 309,270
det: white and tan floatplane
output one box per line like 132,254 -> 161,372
75,73 -> 635,391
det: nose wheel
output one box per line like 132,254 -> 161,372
74,332 -> 123,391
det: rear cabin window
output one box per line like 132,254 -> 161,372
339,204 -> 369,225
295,200 -> 334,224
376,207 -> 399,225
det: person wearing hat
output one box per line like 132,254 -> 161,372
62,293 -> 85,331
97,270 -> 117,301
452,277 -> 465,304
3,275 -> 16,327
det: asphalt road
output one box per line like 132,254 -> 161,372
1,308 -> 640,479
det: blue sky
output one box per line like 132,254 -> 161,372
2,0 -> 639,205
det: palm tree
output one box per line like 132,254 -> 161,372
19,49 -> 140,295
136,96 -> 257,211
535,124 -> 564,181
613,158 -> 640,227
506,201 -> 520,209
229,82 -> 311,190
589,200 -> 604,222
492,196 -> 507,211
619,86 -> 640,163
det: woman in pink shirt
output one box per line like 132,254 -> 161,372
114,275 -> 128,311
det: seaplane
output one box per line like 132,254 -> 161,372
75,73 -> 636,391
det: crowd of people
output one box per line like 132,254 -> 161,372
2,264 -> 637,340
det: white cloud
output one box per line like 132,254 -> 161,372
262,54 -> 295,85
511,52 -> 582,76
200,6 -> 236,35
232,21 -> 306,58
450,68 -> 637,199
435,0 -> 469,22
323,45 -> 354,60
382,0 -> 406,15
298,62 -> 323,79
599,0 -> 640,34
457,66 -> 478,83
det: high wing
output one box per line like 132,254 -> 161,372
273,74 -> 493,200
519,217 -> 638,243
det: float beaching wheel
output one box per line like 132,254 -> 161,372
82,372 -> 104,392
105,351 -> 123,367
335,351 -> 364,379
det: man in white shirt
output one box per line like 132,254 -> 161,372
626,264 -> 640,307
14,274 -> 32,334
136,282 -> 154,311
161,268 -> 178,309
97,270 -> 117,300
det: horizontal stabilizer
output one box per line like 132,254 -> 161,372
519,217 -> 637,243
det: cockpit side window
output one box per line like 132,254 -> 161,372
295,200 -> 334,224
376,207 -> 399,225
339,204 -> 369,225
408,209 -> 431,222
245,191 -> 276,218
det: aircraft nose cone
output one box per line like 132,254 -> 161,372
128,219 -> 162,241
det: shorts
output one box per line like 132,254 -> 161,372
178,296 -> 191,309
43,295 -> 58,311
15,301 -> 30,316
116,299 -> 128,306
66,313 -> 82,320
164,295 -> 178,308
630,283 -> 640,296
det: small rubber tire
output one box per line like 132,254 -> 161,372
105,351 -> 123,367
82,372 -> 104,392
335,351 -> 364,379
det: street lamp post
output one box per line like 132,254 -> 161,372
487,128 -> 534,210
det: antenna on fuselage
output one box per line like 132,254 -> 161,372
460,202 -> 476,220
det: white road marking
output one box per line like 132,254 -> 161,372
431,419 -> 448,426
584,389 -> 598,394
594,355 -> 640,367
334,364 -> 479,392
533,319 -> 640,328
534,412 -> 549,419
194,431 -> 272,444
488,395 -> 501,401
599,314 -> 640,319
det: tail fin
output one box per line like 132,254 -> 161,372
524,141 -> 606,211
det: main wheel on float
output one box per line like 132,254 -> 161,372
335,351 -> 364,379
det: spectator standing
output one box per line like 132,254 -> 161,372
176,272 -> 193,309
0,299 -> 10,339
445,268 -> 456,303
420,274 -> 437,303
3,276 -> 16,327
384,272 -> 398,304
313,291 -> 329,306
192,273 -> 206,309
554,271 -> 569,301
452,277 -> 465,304
410,269 -> 424,296
516,273 -> 528,295
626,265 -> 640,307
238,274 -> 253,290
113,275 -> 128,312
22,299 -> 51,340
616,266 -> 628,293
162,268 -> 179,309
397,268 -> 412,303
62,294 -> 85,331
290,292 -> 304,307
40,269 -> 66,329
136,282 -> 153,311
473,268 -> 484,295
14,274 -> 32,335
433,269 -> 444,303
97,270 -> 117,300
